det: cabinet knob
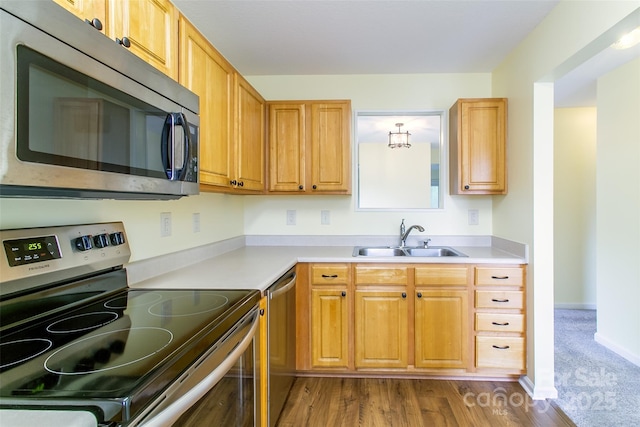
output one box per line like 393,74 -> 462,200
230,179 -> 237,186
312,184 -> 317,190
464,185 -> 470,190
417,292 -> 422,298
401,292 -> 407,299
298,185 -> 304,190
341,291 -> 346,297
116,37 -> 131,48
84,18 -> 103,31
238,181 -> 244,187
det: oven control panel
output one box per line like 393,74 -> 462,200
0,222 -> 131,297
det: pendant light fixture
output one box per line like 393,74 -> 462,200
388,122 -> 411,149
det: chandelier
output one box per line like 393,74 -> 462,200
388,123 -> 411,149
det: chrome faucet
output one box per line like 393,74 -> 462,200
400,221 -> 425,247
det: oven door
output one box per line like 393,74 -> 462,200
131,307 -> 260,427
0,3 -> 199,199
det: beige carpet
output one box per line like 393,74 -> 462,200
554,309 -> 640,426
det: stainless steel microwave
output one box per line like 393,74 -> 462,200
0,1 -> 199,200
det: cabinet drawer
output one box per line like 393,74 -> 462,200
475,313 -> 524,332
476,336 -> 525,370
415,266 -> 468,286
311,264 -> 350,285
475,290 -> 524,309
475,267 -> 524,286
355,266 -> 408,285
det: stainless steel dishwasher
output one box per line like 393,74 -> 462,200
265,267 -> 297,427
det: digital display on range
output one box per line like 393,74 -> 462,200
3,235 -> 62,267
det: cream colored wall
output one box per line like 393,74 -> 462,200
554,108 -> 597,308
0,193 -> 245,262
491,0 -> 639,398
245,73 -> 494,236
595,57 -> 640,365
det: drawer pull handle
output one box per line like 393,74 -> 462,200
492,345 -> 511,350
491,275 -> 510,280
492,322 -> 510,326
491,298 -> 509,303
321,274 -> 338,279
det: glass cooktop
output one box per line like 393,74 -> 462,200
0,271 -> 260,423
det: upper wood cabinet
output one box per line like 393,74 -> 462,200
109,0 -> 179,80
234,74 -> 266,192
179,17 -> 265,193
179,16 -> 234,190
53,0 -> 178,80
449,98 -> 507,195
267,100 -> 351,194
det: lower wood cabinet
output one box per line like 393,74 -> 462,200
308,264 -> 350,369
415,289 -> 468,369
473,266 -> 526,373
298,262 -> 526,377
354,289 -> 408,369
311,288 -> 349,368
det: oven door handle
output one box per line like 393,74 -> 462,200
140,311 -> 259,427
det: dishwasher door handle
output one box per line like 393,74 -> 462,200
270,273 -> 296,299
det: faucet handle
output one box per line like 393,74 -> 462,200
423,239 -> 432,248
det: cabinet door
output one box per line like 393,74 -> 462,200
415,289 -> 468,369
53,0 -> 106,31
311,288 -> 349,368
450,98 -> 507,194
179,17 -> 234,190
309,102 -> 351,193
355,289 -> 408,369
109,0 -> 178,80
235,74 -> 265,192
268,104 -> 306,192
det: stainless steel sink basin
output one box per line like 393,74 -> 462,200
404,247 -> 467,257
354,247 -> 407,257
352,246 -> 467,257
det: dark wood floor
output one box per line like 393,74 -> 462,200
276,377 -> 575,427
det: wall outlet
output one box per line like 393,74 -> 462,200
321,210 -> 330,225
286,210 -> 296,226
468,209 -> 479,225
192,212 -> 200,233
160,212 -> 172,237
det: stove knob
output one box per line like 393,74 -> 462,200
93,233 -> 110,248
74,235 -> 93,251
109,231 -> 125,246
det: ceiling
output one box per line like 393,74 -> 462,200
173,0 -> 639,107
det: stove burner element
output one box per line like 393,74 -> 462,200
0,338 -> 53,370
104,292 -> 163,309
44,327 -> 173,375
46,312 -> 119,334
148,294 -> 229,317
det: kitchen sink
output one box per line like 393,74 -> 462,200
352,246 -> 467,257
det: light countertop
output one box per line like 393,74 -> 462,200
129,242 -> 526,294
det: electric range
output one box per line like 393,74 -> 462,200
0,222 -> 260,425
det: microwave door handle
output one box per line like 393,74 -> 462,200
175,113 -> 191,178
161,113 -> 177,180
162,113 -> 191,180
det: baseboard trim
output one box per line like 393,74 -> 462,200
594,332 -> 640,367
554,303 -> 596,310
519,375 -> 558,400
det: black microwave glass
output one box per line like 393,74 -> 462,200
16,45 -> 179,179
